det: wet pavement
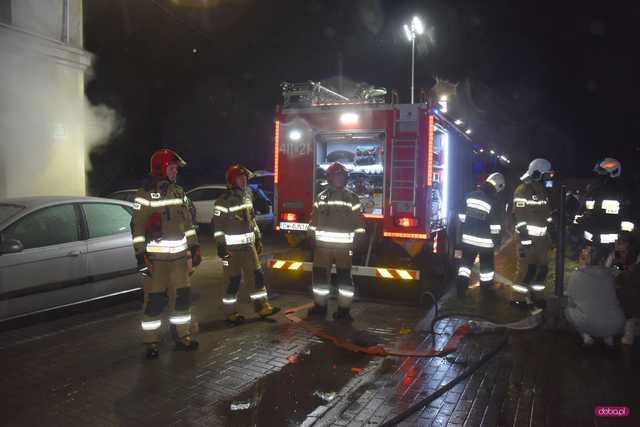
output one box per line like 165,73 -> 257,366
221,341 -> 369,427
1,234 -> 639,426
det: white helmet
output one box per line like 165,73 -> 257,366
486,172 -> 506,192
521,158 -> 551,181
593,157 -> 621,178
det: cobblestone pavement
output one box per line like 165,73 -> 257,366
312,316 -> 640,427
1,236 -> 639,426
312,240 -> 640,427
0,236 -> 432,427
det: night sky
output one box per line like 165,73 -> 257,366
84,0 -> 640,194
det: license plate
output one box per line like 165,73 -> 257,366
279,222 -> 309,231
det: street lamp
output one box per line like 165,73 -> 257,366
403,16 -> 424,104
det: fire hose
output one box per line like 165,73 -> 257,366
284,292 -> 543,426
284,296 -> 541,357
379,335 -> 509,426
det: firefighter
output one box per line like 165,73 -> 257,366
131,149 -> 201,359
578,158 -> 634,250
308,162 -> 365,321
511,158 -> 554,306
456,173 -> 506,297
212,164 -> 280,325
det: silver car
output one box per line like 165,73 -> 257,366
0,197 -> 142,321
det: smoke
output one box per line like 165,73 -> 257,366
83,100 -> 123,164
358,0 -> 384,35
0,32 -> 121,198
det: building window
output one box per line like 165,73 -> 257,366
0,0 -> 11,24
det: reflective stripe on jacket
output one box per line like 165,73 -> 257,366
131,178 -> 198,256
310,186 -> 364,246
211,187 -> 261,247
513,182 -> 551,241
460,185 -> 501,248
579,179 -> 635,239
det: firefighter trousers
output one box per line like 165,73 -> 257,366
457,243 -> 495,291
221,245 -> 269,314
513,236 -> 551,301
141,255 -> 192,344
312,245 -> 354,309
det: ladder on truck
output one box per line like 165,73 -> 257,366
281,81 -> 388,107
389,106 -> 420,217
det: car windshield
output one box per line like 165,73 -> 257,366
0,204 -> 24,224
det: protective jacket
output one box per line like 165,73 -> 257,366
212,187 -> 261,248
131,177 -> 198,259
513,181 -> 551,245
579,178 -> 634,245
309,186 -> 365,247
460,182 -> 501,249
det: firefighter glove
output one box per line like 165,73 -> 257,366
136,253 -> 146,269
136,253 -> 151,278
190,245 -> 202,268
255,239 -> 263,254
217,243 -> 229,259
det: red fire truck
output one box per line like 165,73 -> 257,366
268,81 -> 481,301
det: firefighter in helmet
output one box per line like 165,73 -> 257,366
456,173 -> 506,297
132,149 -> 201,359
511,158 -> 554,306
212,164 -> 280,325
308,162 -> 365,321
577,158 -> 634,250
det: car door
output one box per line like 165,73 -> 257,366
81,202 -> 141,297
188,188 -> 225,225
0,204 -> 88,320
187,189 -> 206,225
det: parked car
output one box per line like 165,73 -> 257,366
105,189 -> 137,203
187,184 -> 274,228
0,197 -> 142,321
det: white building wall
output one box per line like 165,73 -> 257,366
0,0 -> 91,198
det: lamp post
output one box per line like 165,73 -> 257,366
403,16 -> 424,104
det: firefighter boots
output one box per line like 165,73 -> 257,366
226,312 -> 246,326
307,304 -> 328,317
145,342 -> 160,359
333,307 -> 353,322
175,335 -> 199,352
258,303 -> 281,318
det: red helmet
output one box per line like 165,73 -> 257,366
225,164 -> 253,187
150,149 -> 186,178
326,162 -> 348,178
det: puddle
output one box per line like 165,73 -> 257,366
220,341 -> 372,426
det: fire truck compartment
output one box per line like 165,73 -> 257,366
314,131 -> 385,216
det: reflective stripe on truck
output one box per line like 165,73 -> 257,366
268,259 -> 419,280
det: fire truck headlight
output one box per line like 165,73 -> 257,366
340,112 -> 359,125
288,129 -> 302,141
